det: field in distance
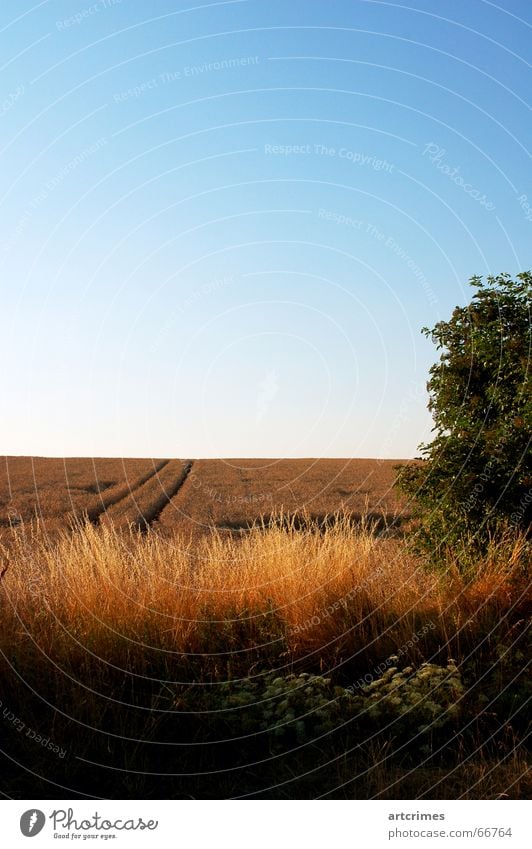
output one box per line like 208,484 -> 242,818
0,456 -> 414,535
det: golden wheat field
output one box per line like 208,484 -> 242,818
0,456 -> 412,538
0,456 -> 166,532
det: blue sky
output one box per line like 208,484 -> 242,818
1,0 -> 530,458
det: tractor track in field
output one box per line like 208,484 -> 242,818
135,460 -> 194,531
100,460 -> 195,531
82,459 -> 170,524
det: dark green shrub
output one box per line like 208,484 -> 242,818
397,272 -> 531,560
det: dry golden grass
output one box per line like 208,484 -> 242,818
1,515 -> 527,668
357,756 -> 532,800
0,517 -> 529,799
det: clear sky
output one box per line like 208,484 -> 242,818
1,0 -> 530,458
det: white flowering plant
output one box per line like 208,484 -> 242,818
351,657 -> 465,736
177,660 -> 465,749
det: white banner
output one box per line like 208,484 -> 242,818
1,800 -> 529,848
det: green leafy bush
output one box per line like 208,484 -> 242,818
397,272 -> 531,561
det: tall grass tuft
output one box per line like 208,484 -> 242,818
0,517 -> 528,799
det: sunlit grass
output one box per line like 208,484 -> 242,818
0,516 -> 528,799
